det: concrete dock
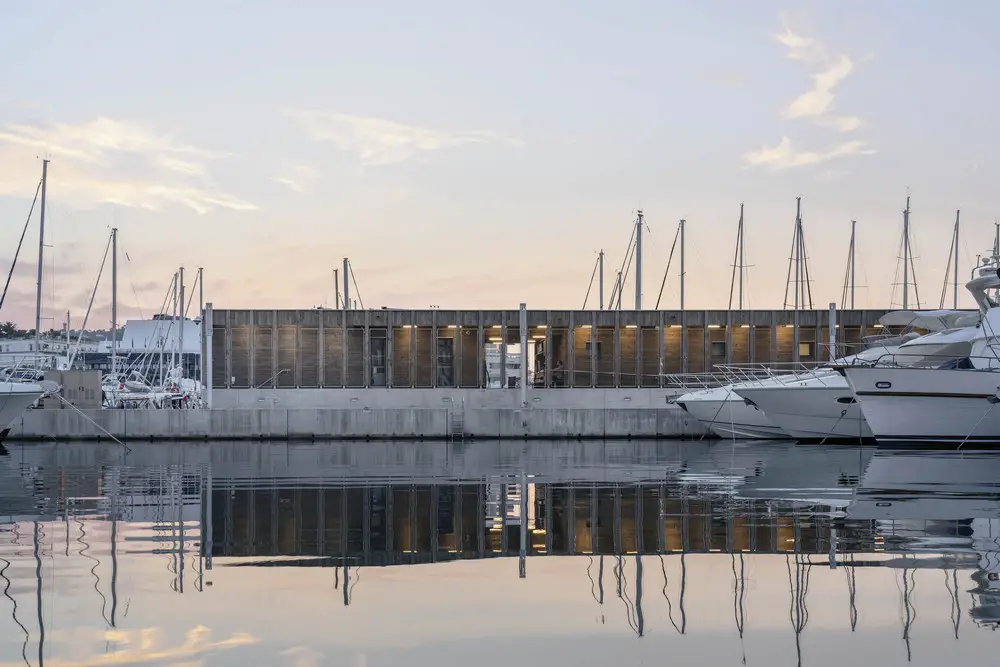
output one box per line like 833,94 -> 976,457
7,388 -> 710,441
10,306 -> 899,442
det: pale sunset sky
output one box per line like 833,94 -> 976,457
0,1 -> 997,328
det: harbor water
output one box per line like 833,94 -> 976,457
0,439 -> 998,665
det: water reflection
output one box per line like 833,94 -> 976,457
0,440 -> 998,665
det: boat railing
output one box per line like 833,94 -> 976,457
713,362 -> 829,386
660,372 -> 731,390
839,351 -> 1000,371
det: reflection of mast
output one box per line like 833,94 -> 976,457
845,553 -> 858,631
901,564 -> 916,662
34,521 -> 44,667
659,555 -> 682,634
786,550 -> 811,667
110,469 -> 118,626
587,555 -> 605,624
732,553 -> 747,664
945,568 -> 961,638
0,549 -> 30,666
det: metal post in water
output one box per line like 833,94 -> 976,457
519,303 -> 528,407
34,159 -> 48,364
829,302 -> 837,361
519,471 -> 528,579
342,258 -> 350,310
635,210 -> 643,310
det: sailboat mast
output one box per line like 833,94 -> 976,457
634,210 -> 643,310
954,210 -> 960,309
850,220 -> 856,309
179,266 -> 185,377
902,197 -> 910,310
111,227 -> 118,374
34,159 -> 49,360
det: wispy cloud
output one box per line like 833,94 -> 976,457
774,13 -> 861,132
287,110 -> 523,166
744,136 -> 874,170
746,13 -> 872,170
273,163 -> 321,192
0,116 -> 256,214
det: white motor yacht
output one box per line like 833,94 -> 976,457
0,380 -> 45,441
843,258 -> 1000,444
673,331 -> 910,440
735,312 -> 980,442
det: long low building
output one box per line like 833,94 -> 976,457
202,306 -> 892,394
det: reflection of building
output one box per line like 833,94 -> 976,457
204,480 -> 880,564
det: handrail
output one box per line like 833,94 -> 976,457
832,351 -> 1000,370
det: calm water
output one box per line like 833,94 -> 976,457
0,439 -> 997,666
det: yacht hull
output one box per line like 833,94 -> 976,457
844,366 -> 1000,443
0,383 -> 44,439
735,383 -> 873,442
674,395 -> 787,440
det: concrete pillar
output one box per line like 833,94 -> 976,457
590,311 -> 598,387
519,303 -> 528,406
829,302 -> 837,361
567,311 -> 575,388
204,303 -> 213,408
544,312 -> 552,388
477,312 -> 484,388
410,311 -> 417,388
341,310 -> 348,387
318,310 -> 325,387
657,311 -> 664,388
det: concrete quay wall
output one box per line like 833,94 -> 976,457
6,404 -> 709,441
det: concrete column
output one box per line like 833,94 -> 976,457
567,311 -> 575,388
318,310 -> 325,387
225,309 -> 232,388
341,310 -> 348,387
271,311 -> 278,388
829,302 -> 837,361
431,310 -> 438,387
793,309 -> 801,364
363,310 -> 371,387
590,311 -> 597,386
544,312 -> 552,388
204,303 -> 213,408
725,310 -> 733,365
657,310 -> 664,388
612,311 -> 621,387
519,303 -> 528,406
477,312 -> 484,388
500,315 -> 507,390
410,311 -> 417,388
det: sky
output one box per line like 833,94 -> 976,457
1,1 -> 998,329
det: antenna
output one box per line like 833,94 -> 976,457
783,197 -> 813,309
728,203 -> 749,310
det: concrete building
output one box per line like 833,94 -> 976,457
202,306 -> 891,395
